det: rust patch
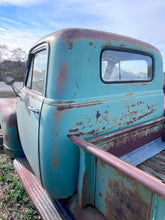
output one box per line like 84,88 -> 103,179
69,128 -> 79,133
54,100 -> 75,104
57,105 -> 74,111
68,41 -> 73,50
126,108 -> 155,126
54,107 -> 66,122
52,149 -> 58,167
120,44 -> 125,48
105,42 -> 111,47
56,63 -> 68,96
53,158 -> 58,167
119,104 -> 156,127
103,176 -> 152,220
126,92 -> 136,96
56,102 -> 102,111
99,192 -> 102,198
96,111 -> 101,120
68,129 -> 100,138
131,101 -> 144,107
76,122 -> 83,126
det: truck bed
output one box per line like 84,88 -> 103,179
138,149 -> 165,183
70,132 -> 165,220
87,116 -> 165,184
119,137 -> 165,182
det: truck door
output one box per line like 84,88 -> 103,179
16,44 -> 48,180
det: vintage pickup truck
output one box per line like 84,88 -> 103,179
0,28 -> 165,219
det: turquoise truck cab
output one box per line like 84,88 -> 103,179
1,28 -> 165,219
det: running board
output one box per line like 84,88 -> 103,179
14,158 -> 74,220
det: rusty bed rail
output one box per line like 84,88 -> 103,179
88,116 -> 165,157
70,135 -> 165,198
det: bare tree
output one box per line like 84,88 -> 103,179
0,45 -> 28,81
0,44 -> 9,63
0,45 -> 9,78
10,47 -> 28,62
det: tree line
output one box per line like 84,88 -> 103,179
0,44 -> 28,81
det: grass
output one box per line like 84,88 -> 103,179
0,136 -> 41,219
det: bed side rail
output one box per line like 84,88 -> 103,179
70,135 -> 165,219
88,116 -> 165,157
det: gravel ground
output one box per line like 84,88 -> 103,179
0,81 -> 23,91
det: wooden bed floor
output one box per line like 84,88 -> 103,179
137,150 -> 165,183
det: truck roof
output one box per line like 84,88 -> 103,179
34,28 -> 160,54
29,28 -> 163,102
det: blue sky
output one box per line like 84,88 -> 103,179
0,0 -> 165,68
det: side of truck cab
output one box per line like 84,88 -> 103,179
1,28 -> 165,219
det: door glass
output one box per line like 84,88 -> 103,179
26,49 -> 47,94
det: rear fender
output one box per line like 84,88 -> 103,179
0,98 -> 24,158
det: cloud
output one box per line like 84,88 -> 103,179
0,27 -> 7,32
0,0 -> 165,69
0,0 -> 46,6
0,27 -> 42,51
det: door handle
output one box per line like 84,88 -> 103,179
27,106 -> 39,114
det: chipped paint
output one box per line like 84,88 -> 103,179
96,111 -> 101,120
97,159 -> 152,220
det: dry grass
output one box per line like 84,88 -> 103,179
0,135 -> 41,220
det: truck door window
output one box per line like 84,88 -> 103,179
101,50 -> 152,83
26,49 -> 47,94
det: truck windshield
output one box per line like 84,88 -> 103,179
101,50 -> 152,83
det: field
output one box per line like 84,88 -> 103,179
0,88 -> 41,219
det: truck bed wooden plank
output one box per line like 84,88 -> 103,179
138,150 -> 165,182
121,138 -> 165,166
14,158 -> 74,220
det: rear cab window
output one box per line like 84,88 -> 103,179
101,50 -> 153,83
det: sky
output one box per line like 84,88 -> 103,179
0,0 -> 165,69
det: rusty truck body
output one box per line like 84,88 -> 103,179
0,28 -> 165,219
